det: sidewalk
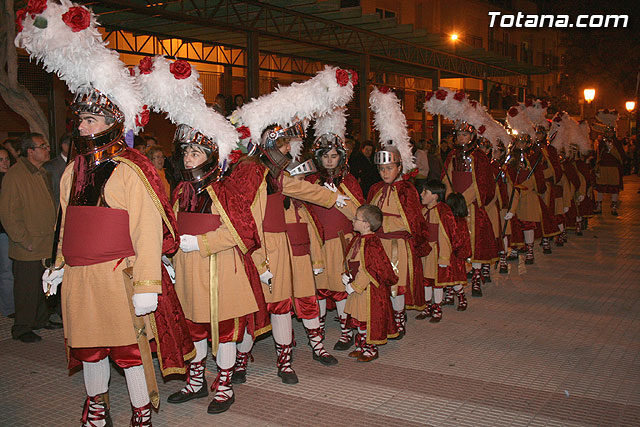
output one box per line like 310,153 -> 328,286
1,177 -> 639,426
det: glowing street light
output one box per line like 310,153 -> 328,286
583,88 -> 595,103
451,33 -> 459,41
625,101 -> 635,112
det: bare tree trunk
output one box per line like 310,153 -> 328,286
0,0 -> 49,140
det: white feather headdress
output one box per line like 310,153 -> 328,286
596,109 -> 619,128
15,0 -> 144,133
134,56 -> 238,164
577,121 -> 592,154
314,106 -> 347,142
505,105 -> 536,139
370,87 -> 414,172
230,66 -> 357,147
523,99 -> 550,130
549,112 -> 591,156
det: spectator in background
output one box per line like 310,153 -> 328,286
0,147 -> 14,319
349,139 -> 380,197
133,135 -> 146,152
44,134 -> 71,210
146,146 -> 171,198
214,93 -> 227,116
144,135 -> 158,148
2,138 -> 20,163
412,139 -> 430,179
234,94 -> 244,110
426,140 -> 443,181
0,133 -> 59,343
440,134 -> 453,160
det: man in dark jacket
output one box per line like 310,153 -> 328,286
349,140 -> 381,197
44,134 -> 70,210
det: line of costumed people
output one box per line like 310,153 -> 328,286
21,2 -> 623,426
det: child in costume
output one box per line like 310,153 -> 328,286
343,204 -> 399,362
443,192 -> 472,307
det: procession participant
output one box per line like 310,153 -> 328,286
505,106 -> 559,265
229,66 -> 356,384
445,192 -> 472,293
425,88 -> 498,297
368,86 -> 430,338
304,107 -> 365,351
593,109 -> 625,216
134,55 -> 266,414
573,121 -> 596,234
524,99 -> 565,250
21,4 -> 194,425
416,180 -> 467,322
342,204 -> 398,361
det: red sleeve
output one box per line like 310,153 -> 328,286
472,150 -> 496,205
545,145 -> 564,180
453,217 -> 472,259
528,151 -> 547,194
366,181 -> 385,203
364,236 -> 398,286
343,174 -> 365,204
396,181 -> 431,257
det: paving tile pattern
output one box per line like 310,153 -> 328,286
1,177 -> 639,426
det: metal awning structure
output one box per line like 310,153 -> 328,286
77,0 -> 547,84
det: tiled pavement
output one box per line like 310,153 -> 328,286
1,177 -> 639,426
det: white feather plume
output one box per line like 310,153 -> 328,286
369,87 -> 414,172
134,56 -> 238,164
523,99 -> 550,129
577,121 -> 592,154
289,137 -> 304,161
15,0 -> 144,133
596,109 -> 619,128
505,105 -> 536,138
314,107 -> 347,141
230,65 -> 356,146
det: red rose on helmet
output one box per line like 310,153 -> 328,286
26,0 -> 47,16
237,126 -> 251,139
379,86 -> 390,94
170,60 -> 192,80
508,107 -> 519,117
62,6 -> 91,32
478,125 -> 486,134
15,8 -> 27,32
138,57 -> 153,75
349,70 -> 359,86
525,98 -> 533,107
453,91 -> 465,101
336,69 -> 350,87
425,91 -> 434,101
129,67 -> 136,77
435,89 -> 447,100
229,150 -> 243,164
135,106 -> 150,127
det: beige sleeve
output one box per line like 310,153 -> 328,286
350,265 -> 369,294
250,185 -> 269,275
437,223 -> 451,266
197,220 -> 239,258
282,175 -> 337,208
54,164 -> 74,266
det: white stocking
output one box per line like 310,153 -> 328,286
424,286 -> 433,301
270,313 -> 293,345
216,342 -> 236,370
558,223 -> 565,232
503,236 -> 509,253
83,357 -> 110,397
453,284 -> 463,292
192,338 -> 208,363
433,288 -> 444,304
524,229 -> 535,244
302,317 -> 320,329
335,299 -> 347,318
317,298 -> 327,318
124,365 -> 149,408
391,294 -> 405,311
237,328 -> 254,353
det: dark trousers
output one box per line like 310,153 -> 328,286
12,260 -> 49,338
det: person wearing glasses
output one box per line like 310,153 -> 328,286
0,133 -> 58,343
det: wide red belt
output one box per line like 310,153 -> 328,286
452,170 -> 472,194
309,205 -> 353,239
62,206 -> 135,266
285,223 -> 310,256
376,230 -> 411,240
427,223 -> 439,243
263,193 -> 287,233
177,211 -> 221,236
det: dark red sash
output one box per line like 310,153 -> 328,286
285,223 -> 310,256
309,205 -> 353,239
263,193 -> 287,233
62,206 -> 135,266
347,260 -> 360,279
376,230 -> 411,240
177,212 -> 221,236
427,223 -> 439,243
452,171 -> 473,194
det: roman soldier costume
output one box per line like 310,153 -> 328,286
593,109 -> 625,216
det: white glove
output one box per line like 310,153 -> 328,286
563,206 -> 570,213
577,194 -> 585,202
259,270 -> 273,284
335,194 -> 350,208
132,293 -> 158,316
180,234 -> 199,253
438,264 -> 448,268
504,212 -> 514,221
341,273 -> 352,286
323,182 -> 338,192
345,282 -> 355,295
42,268 -> 64,296
162,255 -> 175,283
313,268 -> 324,276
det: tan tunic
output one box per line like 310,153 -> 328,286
421,206 -> 452,281
343,242 -> 374,322
173,193 -> 258,324
510,173 -> 542,223
250,175 -> 336,303
58,163 -> 163,348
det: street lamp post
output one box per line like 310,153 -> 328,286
625,101 -> 635,136
583,88 -> 595,120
